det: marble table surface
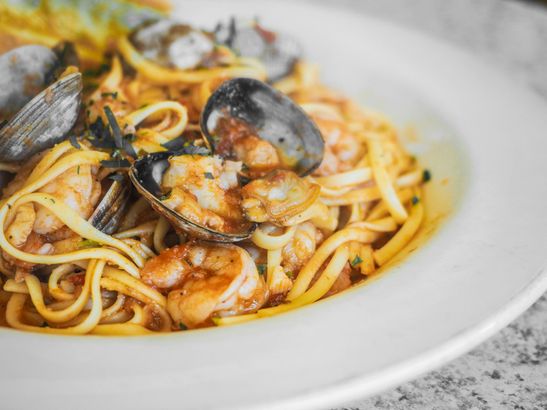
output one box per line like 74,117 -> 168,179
311,0 -> 547,408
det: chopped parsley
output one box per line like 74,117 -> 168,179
411,196 -> 420,205
178,323 -> 188,330
76,165 -> 80,175
159,191 -> 171,201
286,271 -> 294,279
351,255 -> 363,267
257,264 -> 267,275
101,91 -> 118,99
422,169 -> 432,183
204,172 -> 214,180
111,148 -> 122,159
79,239 -> 100,249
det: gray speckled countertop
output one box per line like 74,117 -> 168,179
319,0 -> 547,408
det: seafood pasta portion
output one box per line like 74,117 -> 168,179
0,11 -> 430,335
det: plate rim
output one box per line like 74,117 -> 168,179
1,1 -> 547,409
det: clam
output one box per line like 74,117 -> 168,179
200,77 -> 324,177
129,77 -> 324,242
0,45 -> 58,121
0,45 -> 82,163
214,18 -> 301,81
89,174 -> 132,234
129,20 -> 217,70
129,151 -> 255,242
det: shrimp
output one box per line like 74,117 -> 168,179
161,155 -> 245,233
312,116 -> 365,176
241,170 -> 320,225
140,245 -> 189,290
233,135 -> 280,176
281,222 -> 323,275
141,242 -> 268,328
3,204 -> 56,274
2,232 -> 54,273
34,164 -> 102,235
214,116 -> 280,176
5,203 -> 36,248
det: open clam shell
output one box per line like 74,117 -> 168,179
214,18 -> 301,82
129,152 -> 255,242
0,45 -> 59,122
129,20 -> 215,70
88,174 -> 131,235
0,72 -> 82,162
200,77 -> 324,176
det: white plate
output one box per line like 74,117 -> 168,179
2,1 -> 547,409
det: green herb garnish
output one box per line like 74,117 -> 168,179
204,172 -> 214,180
351,255 -> 363,267
411,196 -> 420,205
178,323 -> 188,330
101,91 -> 118,99
422,169 -> 432,183
257,264 -> 267,275
79,239 -> 100,249
159,191 -> 172,201
111,148 -> 122,159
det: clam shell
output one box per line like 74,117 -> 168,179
88,174 -> 131,235
0,72 -> 82,162
129,152 -> 255,242
200,77 -> 324,176
130,20 -> 215,70
214,18 -> 301,82
0,45 -> 58,122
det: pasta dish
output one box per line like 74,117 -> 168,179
0,2 -> 430,335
